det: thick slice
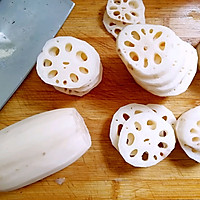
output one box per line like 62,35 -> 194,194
147,104 -> 176,127
175,106 -> 200,162
106,0 -> 145,24
110,103 -> 154,149
118,112 -> 176,167
117,24 -> 183,79
103,11 -> 130,38
36,36 -> 101,89
0,108 -> 91,191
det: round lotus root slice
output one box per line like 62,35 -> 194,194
54,64 -> 103,96
36,36 -> 101,89
110,103 -> 154,150
130,39 -> 189,89
116,24 -> 183,79
118,112 -> 176,167
106,0 -> 145,24
147,43 -> 198,97
175,106 -> 200,162
147,104 -> 176,127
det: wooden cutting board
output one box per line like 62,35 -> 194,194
0,0 -> 200,199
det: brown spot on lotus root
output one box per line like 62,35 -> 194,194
144,58 -> 148,68
114,11 -> 120,16
158,142 -> 168,148
190,128 -> 197,133
162,116 -> 167,121
126,133 -> 135,146
141,28 -> 146,35
114,0 -> 121,5
192,137 -> 200,142
114,28 -> 121,35
134,110 -> 142,114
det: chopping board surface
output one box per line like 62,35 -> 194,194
0,0 -> 200,199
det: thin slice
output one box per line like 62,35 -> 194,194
106,0 -> 145,24
110,103 -> 154,149
118,112 -> 176,167
175,106 -> 200,162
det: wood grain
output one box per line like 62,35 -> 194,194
0,0 -> 200,199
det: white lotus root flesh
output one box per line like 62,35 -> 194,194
36,36 -> 102,96
116,24 -> 198,97
106,0 -> 145,24
110,103 -> 176,167
175,106 -> 200,163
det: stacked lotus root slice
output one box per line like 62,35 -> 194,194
175,106 -> 200,163
117,24 -> 198,96
36,36 -> 102,96
110,103 -> 176,167
103,0 -> 145,38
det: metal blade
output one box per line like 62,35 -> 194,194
0,0 -> 75,110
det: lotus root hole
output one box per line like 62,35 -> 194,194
130,51 -> 139,61
134,110 -> 142,114
129,1 -> 139,9
63,80 -> 67,85
76,51 -> 88,61
63,61 -> 70,65
124,41 -> 135,47
143,46 -> 148,51
160,152 -> 164,156
43,59 -> 52,67
158,142 -> 168,148
131,12 -> 137,17
159,42 -> 166,50
162,116 -> 167,121
149,29 -> 153,33
192,137 -> 200,142
125,13 -> 131,21
49,47 -> 60,56
131,31 -> 140,40
56,80 -> 59,84
142,151 -> 149,161
144,58 -> 148,68
109,22 -> 116,26
190,128 -> 197,133
117,124 -> 123,136
113,11 -> 120,16
154,53 -> 162,64
123,0 -> 128,3
65,43 -> 72,52
153,31 -> 163,40
123,113 -> 130,121
79,67 -> 89,74
126,133 -> 135,146
147,120 -> 156,130
48,70 -> 58,78
154,155 -> 157,160
110,6 -> 118,10
134,121 -> 141,131
114,0 -> 121,5
197,121 -> 200,127
130,149 -> 138,157
114,28 -> 121,35
70,73 -> 79,82
141,29 -> 146,35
